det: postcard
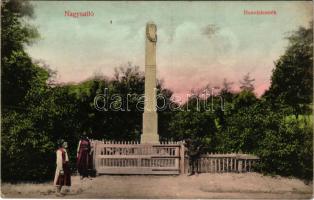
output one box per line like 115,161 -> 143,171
1,0 -> 313,199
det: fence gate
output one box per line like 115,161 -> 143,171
91,140 -> 185,175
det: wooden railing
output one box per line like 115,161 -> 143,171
91,140 -> 259,175
184,153 -> 259,173
91,140 -> 184,175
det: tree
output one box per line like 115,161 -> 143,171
239,73 -> 255,92
1,0 -> 38,58
217,100 -> 313,180
68,62 -> 176,142
256,114 -> 313,180
221,78 -> 234,94
1,0 -> 64,181
265,23 -> 313,117
168,102 -> 218,152
1,0 -> 41,110
233,90 -> 258,110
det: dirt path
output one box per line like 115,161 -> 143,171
2,173 -> 312,199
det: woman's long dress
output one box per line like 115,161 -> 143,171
54,148 -> 71,186
76,139 -> 91,177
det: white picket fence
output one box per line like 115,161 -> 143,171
91,140 -> 184,175
90,140 -> 259,175
185,153 -> 259,174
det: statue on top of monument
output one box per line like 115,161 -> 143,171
146,22 -> 157,43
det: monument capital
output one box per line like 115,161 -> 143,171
146,22 -> 157,43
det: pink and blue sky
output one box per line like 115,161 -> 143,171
26,1 -> 312,100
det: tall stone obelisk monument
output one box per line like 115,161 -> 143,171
141,22 -> 159,144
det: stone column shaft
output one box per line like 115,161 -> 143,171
141,22 -> 159,144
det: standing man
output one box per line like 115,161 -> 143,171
186,138 -> 203,176
76,131 -> 91,179
54,140 -> 71,195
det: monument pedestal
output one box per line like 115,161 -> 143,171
141,111 -> 159,143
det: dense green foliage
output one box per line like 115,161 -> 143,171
1,0 -> 55,181
169,110 -> 218,152
257,114 -> 312,179
264,23 -> 313,117
1,0 -> 312,182
216,101 -> 312,180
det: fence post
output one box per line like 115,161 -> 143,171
238,159 -> 243,172
244,159 -> 247,172
94,141 -> 98,175
180,142 -> 185,174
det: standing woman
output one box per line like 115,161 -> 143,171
77,132 -> 91,179
54,141 -> 71,195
